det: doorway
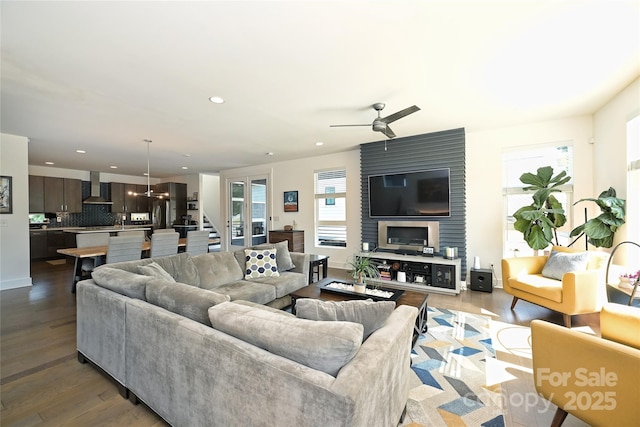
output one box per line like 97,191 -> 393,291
226,175 -> 269,250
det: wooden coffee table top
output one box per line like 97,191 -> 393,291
291,277 -> 428,310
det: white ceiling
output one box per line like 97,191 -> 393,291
2,1 -> 639,178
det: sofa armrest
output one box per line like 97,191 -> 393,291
601,303 -> 640,349
290,252 -> 310,284
532,319 -> 640,426
501,256 -> 547,290
559,269 -> 601,312
331,305 -> 418,427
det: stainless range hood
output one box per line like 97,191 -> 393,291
83,171 -> 113,204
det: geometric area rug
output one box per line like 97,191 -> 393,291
404,307 -> 509,427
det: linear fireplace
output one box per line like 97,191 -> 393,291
377,220 -> 440,253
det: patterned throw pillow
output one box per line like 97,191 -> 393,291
244,248 -> 280,279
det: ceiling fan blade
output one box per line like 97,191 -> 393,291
380,105 -> 420,124
329,124 -> 371,127
382,125 -> 396,139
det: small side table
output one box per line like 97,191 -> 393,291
308,255 -> 329,284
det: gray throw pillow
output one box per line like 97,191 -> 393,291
541,250 -> 589,280
137,262 -> 176,282
146,280 -> 229,325
254,240 -> 296,271
208,301 -> 363,376
295,298 -> 396,339
91,267 -> 152,300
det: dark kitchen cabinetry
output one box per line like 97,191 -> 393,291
111,183 -> 150,213
46,230 -> 67,258
29,230 -> 48,259
43,177 -> 82,213
29,175 -> 45,212
110,182 -> 126,213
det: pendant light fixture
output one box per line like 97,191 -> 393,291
128,139 -> 169,198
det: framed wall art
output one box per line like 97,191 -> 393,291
284,190 -> 298,212
0,176 -> 13,214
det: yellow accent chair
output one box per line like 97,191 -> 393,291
531,303 -> 640,426
501,246 -> 608,327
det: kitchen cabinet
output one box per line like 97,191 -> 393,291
29,230 -> 48,259
110,182 -> 126,213
46,230 -> 67,258
112,183 -> 150,213
43,177 -> 82,213
29,175 -> 45,212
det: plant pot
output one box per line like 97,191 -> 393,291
353,283 -> 366,293
619,277 -> 633,289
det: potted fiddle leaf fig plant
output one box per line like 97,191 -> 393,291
570,187 -> 626,248
346,252 -> 380,292
512,166 -> 571,250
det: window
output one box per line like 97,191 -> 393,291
315,169 -> 347,247
503,144 -> 574,256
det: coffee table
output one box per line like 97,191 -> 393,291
290,277 -> 428,343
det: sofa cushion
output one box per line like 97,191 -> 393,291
295,298 -> 396,339
91,267 -> 152,300
192,252 -> 244,288
254,240 -> 295,271
250,271 -> 307,298
509,274 -> 563,303
146,280 -> 230,325
232,299 -> 296,317
208,301 -> 363,376
541,250 -> 589,280
207,280 -> 277,305
244,248 -> 280,279
137,262 -> 176,282
152,252 -> 200,286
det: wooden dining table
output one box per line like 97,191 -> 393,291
57,237 -> 217,292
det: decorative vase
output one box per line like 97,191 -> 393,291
353,283 -> 366,293
619,277 -> 632,289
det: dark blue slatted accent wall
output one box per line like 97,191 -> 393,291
360,128 -> 467,279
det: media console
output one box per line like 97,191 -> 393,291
364,252 -> 461,295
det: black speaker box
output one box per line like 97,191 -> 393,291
470,268 -> 493,293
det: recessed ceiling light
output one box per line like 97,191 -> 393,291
143,172 -> 149,176
181,166 -> 188,170
110,166 -> 118,169
266,152 -> 274,156
183,154 -> 191,157
315,142 -> 324,146
209,96 -> 224,104
76,150 -> 86,154
45,161 -> 54,165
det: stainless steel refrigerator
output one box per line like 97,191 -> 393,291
152,199 -> 170,230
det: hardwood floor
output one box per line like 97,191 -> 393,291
1,261 -> 598,426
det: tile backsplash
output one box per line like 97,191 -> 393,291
45,182 -> 121,228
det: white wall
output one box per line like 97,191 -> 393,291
221,149 -> 360,268
28,165 -> 159,186
593,77 -> 640,247
1,133 -> 32,289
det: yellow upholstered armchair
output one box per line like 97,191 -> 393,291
501,246 -> 608,327
532,303 -> 640,426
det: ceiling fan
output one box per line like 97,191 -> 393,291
330,103 -> 420,139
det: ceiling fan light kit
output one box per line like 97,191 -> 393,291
330,102 -> 420,139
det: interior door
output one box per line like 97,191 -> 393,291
226,175 -> 269,250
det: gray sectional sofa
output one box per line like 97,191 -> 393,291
76,247 -> 419,426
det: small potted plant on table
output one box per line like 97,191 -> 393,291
347,251 -> 380,293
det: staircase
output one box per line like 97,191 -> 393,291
202,213 -> 221,252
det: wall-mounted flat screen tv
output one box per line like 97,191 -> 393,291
368,168 -> 451,217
